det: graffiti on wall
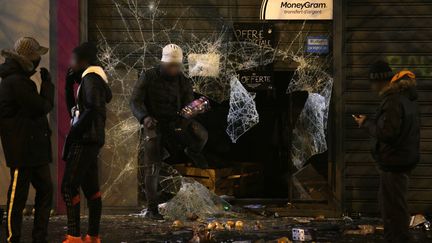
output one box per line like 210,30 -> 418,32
386,55 -> 432,77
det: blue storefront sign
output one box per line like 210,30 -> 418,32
306,36 -> 330,54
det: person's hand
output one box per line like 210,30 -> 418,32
180,107 -> 193,119
66,68 -> 78,85
352,114 -> 367,128
143,116 -> 158,129
40,68 -> 52,83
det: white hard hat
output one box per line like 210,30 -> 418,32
161,44 -> 183,64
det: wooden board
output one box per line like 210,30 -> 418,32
174,163 -> 263,197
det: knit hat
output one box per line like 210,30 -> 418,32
369,61 -> 393,82
161,44 -> 183,64
73,42 -> 98,65
390,70 -> 416,84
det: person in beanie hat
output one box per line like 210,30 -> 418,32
353,61 -> 419,243
0,37 -> 54,243
130,44 -> 209,219
62,42 -> 112,243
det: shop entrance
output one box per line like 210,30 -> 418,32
86,0 -> 338,214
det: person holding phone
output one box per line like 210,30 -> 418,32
353,61 -> 419,243
130,44 -> 209,219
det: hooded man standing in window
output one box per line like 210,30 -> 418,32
0,37 -> 54,243
130,44 -> 209,219
353,61 -> 420,243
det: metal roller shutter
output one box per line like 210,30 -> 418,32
344,0 -> 432,214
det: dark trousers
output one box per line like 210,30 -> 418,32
6,164 -> 53,243
137,118 -> 207,209
62,143 -> 102,237
379,171 -> 410,243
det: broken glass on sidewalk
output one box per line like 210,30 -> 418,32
133,164 -> 233,220
159,177 -> 233,220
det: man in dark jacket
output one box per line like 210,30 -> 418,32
130,44 -> 208,219
61,42 -> 112,243
0,37 -> 54,243
353,61 -> 420,243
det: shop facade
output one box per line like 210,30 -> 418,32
83,0 -> 432,215
1,0 -> 431,216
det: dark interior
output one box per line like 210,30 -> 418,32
165,71 -> 329,199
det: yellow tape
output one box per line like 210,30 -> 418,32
7,169 -> 19,243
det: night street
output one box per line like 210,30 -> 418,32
1,0 -> 432,242
0,214 -> 430,242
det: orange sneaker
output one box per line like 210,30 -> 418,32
83,235 -> 101,243
63,235 -> 83,243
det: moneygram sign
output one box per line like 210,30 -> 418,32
260,0 -> 333,20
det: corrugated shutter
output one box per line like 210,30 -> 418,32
344,0 -> 432,214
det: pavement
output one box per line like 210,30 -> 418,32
1,214 -> 432,242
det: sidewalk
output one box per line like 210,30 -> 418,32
2,214 -> 431,242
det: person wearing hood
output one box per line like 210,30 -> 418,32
61,42 -> 112,243
130,44 -> 209,219
353,61 -> 420,243
0,37 -> 54,243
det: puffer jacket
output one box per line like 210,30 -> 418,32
0,51 -> 54,168
363,71 -> 420,172
67,66 -> 112,146
130,66 -> 194,123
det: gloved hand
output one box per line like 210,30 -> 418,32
70,106 -> 79,125
66,68 -> 79,85
40,67 -> 52,83
143,116 -> 158,129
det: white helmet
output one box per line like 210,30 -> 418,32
161,44 -> 183,64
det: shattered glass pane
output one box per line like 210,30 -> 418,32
226,77 -> 259,143
159,178 -> 232,220
287,55 -> 333,169
292,164 -> 329,200
97,67 -> 139,205
158,163 -> 183,197
93,0 -> 333,203
188,53 -> 220,78
291,93 -> 328,169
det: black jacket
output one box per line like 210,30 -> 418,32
67,66 -> 112,146
130,66 -> 194,123
363,75 -> 420,172
0,55 -> 54,168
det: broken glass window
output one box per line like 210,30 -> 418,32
226,77 -> 259,143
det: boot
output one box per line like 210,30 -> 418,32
63,235 -> 83,243
144,174 -> 164,220
143,208 -> 164,220
83,235 -> 101,243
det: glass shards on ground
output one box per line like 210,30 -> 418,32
127,173 -> 431,242
13,213 -> 432,242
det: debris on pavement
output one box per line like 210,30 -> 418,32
172,220 -> 184,228
235,220 -> 244,230
159,178 -> 234,220
410,214 -> 427,228
292,227 -> 315,241
9,214 -> 432,242
344,224 -> 375,235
